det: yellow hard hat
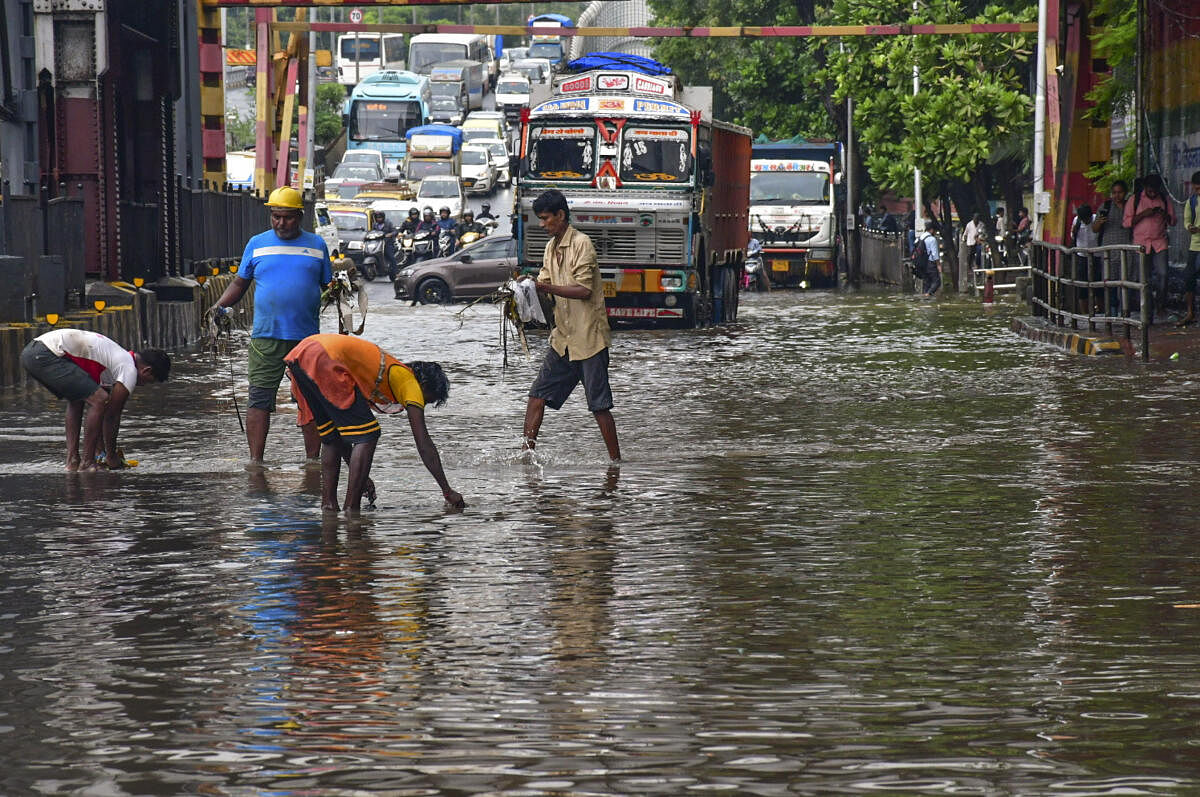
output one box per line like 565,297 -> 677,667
265,186 -> 303,210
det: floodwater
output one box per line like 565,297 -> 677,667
4,284 -> 1200,795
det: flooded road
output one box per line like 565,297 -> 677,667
4,285 -> 1200,794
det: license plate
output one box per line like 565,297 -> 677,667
603,282 -> 617,297
771,259 -> 790,272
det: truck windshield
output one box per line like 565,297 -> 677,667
750,171 -> 830,204
620,128 -> 691,183
528,41 -> 560,61
527,125 -> 593,180
430,82 -> 461,97
431,96 -> 459,110
409,43 -> 467,73
350,100 -> 422,142
407,160 -> 453,180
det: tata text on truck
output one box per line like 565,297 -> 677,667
402,124 -> 463,192
749,137 -> 842,289
515,53 -> 751,326
343,71 -> 432,176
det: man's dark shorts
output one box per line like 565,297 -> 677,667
248,337 -> 301,412
20,340 -> 99,401
529,346 -> 613,413
1183,250 -> 1200,293
287,362 -> 381,445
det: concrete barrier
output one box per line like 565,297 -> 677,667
0,270 -> 253,388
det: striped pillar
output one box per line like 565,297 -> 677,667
197,0 -> 226,187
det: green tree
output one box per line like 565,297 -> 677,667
314,82 -> 346,150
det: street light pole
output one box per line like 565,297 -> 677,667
912,0 -> 923,234
1032,0 -> 1048,240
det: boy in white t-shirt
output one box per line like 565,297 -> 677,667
20,329 -> 170,471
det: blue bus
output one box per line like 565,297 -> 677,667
342,70 -> 433,173
527,13 -> 574,65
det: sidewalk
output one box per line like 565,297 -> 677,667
1012,315 -> 1200,361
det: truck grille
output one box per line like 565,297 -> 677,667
526,226 -> 686,265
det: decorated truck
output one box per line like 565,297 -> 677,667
749,136 -> 842,289
515,53 -> 751,326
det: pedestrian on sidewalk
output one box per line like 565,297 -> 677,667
1179,171 -> 1200,326
1072,204 -> 1101,315
211,186 -> 332,472
285,334 -> 464,514
1123,173 -> 1176,321
915,221 -> 942,298
520,189 -> 621,462
1093,180 -> 1132,317
964,213 -> 984,269
20,329 -> 170,471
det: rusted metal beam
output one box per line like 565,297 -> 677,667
262,20 -> 1038,36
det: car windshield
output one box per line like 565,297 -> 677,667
462,128 -> 495,142
419,181 -> 459,198
497,80 -> 529,94
332,164 -> 380,180
483,141 -> 508,159
331,212 -> 368,232
462,149 -> 488,165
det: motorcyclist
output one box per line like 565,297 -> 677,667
370,212 -> 398,277
454,210 -> 487,244
415,206 -> 438,234
476,202 -> 497,222
399,207 -> 421,235
435,206 -> 457,256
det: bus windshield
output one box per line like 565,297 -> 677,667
527,125 -> 594,180
409,43 -> 467,73
340,37 -> 380,61
620,128 -> 691,184
750,170 -> 830,204
350,100 -> 422,142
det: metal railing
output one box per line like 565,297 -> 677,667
1029,241 -> 1149,360
858,229 -> 909,288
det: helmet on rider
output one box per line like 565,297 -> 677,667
481,202 -> 491,213
463,210 -> 474,221
408,207 -> 419,218
422,206 -> 434,218
439,206 -> 450,216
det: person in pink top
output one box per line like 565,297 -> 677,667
1123,173 -> 1176,319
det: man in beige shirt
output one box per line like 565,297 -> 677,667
522,189 -> 621,461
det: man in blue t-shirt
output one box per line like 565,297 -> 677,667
212,186 -> 332,471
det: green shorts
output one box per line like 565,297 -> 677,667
247,337 -> 301,411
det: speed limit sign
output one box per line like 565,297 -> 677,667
349,8 -> 363,24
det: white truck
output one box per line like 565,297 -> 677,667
749,139 -> 842,289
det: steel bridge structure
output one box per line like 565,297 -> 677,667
0,0 -> 1154,305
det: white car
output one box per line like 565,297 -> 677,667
415,175 -> 464,220
340,148 -> 386,175
495,73 -> 531,117
472,138 -> 511,185
460,145 -> 497,196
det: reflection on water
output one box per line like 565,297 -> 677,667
3,286 -> 1200,793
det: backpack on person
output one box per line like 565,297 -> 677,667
911,234 -> 930,275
